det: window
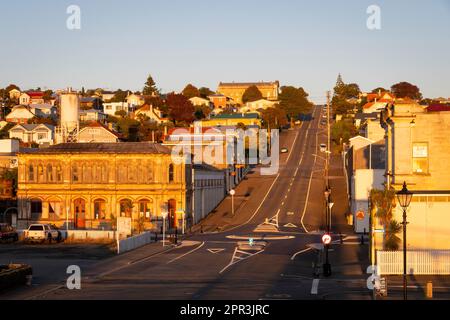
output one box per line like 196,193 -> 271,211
120,199 -> 133,217
168,164 -> 174,182
138,200 -> 152,221
28,165 -> 35,182
72,165 -> 79,182
30,199 -> 42,221
412,142 -> 429,174
37,133 -> 47,140
48,201 -> 62,220
37,165 -> 44,182
56,165 -> 62,182
94,199 -> 106,219
47,164 -> 53,182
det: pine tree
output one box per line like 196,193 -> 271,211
143,74 -> 158,96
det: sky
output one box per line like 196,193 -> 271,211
0,0 -> 449,104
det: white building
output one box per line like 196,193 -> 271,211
192,164 -> 226,224
80,109 -> 107,122
346,136 -> 385,233
240,99 -> 278,114
103,102 -> 131,116
9,124 -> 55,145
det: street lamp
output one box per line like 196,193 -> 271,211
230,189 -> 235,217
161,211 -> 168,247
396,181 -> 413,300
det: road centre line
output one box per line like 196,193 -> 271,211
311,279 -> 320,295
167,241 -> 205,264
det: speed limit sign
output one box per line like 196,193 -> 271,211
322,233 -> 332,245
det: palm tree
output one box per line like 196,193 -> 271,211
370,187 -> 401,250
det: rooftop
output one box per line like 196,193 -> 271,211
219,81 -> 279,87
20,142 -> 172,155
209,113 -> 260,119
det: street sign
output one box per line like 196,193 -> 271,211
322,233 -> 332,245
356,210 -> 365,220
229,189 -> 235,196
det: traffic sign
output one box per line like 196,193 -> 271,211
356,210 -> 365,220
229,189 -> 235,196
322,233 -> 332,245
249,238 -> 254,246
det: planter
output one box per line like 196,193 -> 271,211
0,264 -> 33,291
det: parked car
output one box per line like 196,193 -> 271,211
280,147 -> 289,154
0,223 -> 19,243
24,224 -> 61,243
49,224 -> 63,242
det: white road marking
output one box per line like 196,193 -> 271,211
285,123 -> 302,163
207,248 -> 226,254
311,279 -> 320,295
283,223 -> 297,228
291,247 -> 312,260
167,241 -> 205,264
227,235 -> 295,240
220,246 -> 265,274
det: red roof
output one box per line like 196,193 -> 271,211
26,91 -> 44,98
84,121 -> 122,138
427,104 -> 450,112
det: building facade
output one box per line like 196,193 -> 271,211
217,81 -> 280,105
16,143 -> 191,232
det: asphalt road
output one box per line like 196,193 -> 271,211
2,106 -> 372,300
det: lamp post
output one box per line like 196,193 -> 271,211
161,211 -> 168,247
396,181 -> 413,300
230,189 -> 235,217
323,190 -> 332,277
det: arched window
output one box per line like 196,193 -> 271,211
168,164 -> 174,183
94,199 -> 106,220
37,165 -> 44,182
56,165 -> 62,182
72,165 -> 79,182
28,165 -> 35,182
47,164 -> 53,182
119,199 -> 133,218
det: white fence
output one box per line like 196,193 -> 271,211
377,250 -> 450,275
63,230 -> 116,240
117,231 -> 154,254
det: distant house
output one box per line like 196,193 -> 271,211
103,102 -> 131,116
19,92 -> 45,105
6,104 -> 56,124
101,92 -> 115,102
197,113 -> 261,128
18,93 -> 31,105
77,122 -> 121,143
189,97 -> 212,108
6,105 -> 36,123
80,97 -> 102,110
134,104 -> 170,124
9,123 -> 54,145
9,89 -> 21,100
208,94 -> 234,109
80,109 -> 107,122
126,94 -> 146,108
240,99 -> 278,114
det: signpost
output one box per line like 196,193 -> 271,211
356,210 -> 365,221
322,233 -> 332,245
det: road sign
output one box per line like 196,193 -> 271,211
322,233 -> 332,245
229,189 -> 235,196
249,238 -> 254,246
356,210 -> 365,220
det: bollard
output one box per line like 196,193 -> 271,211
426,281 -> 433,299
360,234 -> 365,245
340,233 -> 344,244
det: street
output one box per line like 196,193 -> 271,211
1,106 -> 373,300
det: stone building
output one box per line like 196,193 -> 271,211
217,81 -> 280,105
16,142 -> 191,231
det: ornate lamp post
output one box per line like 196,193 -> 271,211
396,181 -> 413,300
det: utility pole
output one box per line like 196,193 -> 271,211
326,91 -> 331,189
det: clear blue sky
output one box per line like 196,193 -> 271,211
1,0 -> 449,103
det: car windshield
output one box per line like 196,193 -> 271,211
29,225 -> 44,231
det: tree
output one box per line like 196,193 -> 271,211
331,74 -> 361,115
143,74 -> 158,96
372,87 -> 386,94
110,89 -> 128,103
114,110 -> 127,117
167,93 -> 195,124
242,85 -> 263,104
43,89 -> 54,101
370,188 -> 401,250
331,118 -> 357,149
261,106 -> 288,129
199,87 -> 214,99
5,84 -> 20,93
194,105 -> 211,120
391,81 -> 422,100
182,84 -> 200,99
278,86 -> 313,118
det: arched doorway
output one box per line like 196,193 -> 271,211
74,198 -> 86,229
168,199 -> 177,229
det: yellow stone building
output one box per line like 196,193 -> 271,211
16,142 -> 191,231
217,81 -> 280,105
